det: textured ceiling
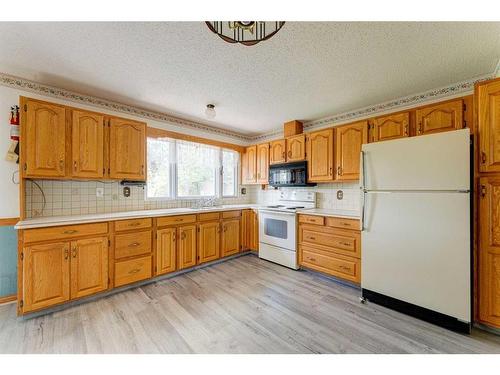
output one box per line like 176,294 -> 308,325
0,22 -> 499,136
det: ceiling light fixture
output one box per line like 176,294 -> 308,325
206,21 -> 285,46
205,104 -> 216,120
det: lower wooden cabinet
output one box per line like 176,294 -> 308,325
156,227 -> 176,275
221,219 -> 241,257
178,225 -> 197,269
114,255 -> 152,287
70,237 -> 108,299
198,221 -> 221,264
242,209 -> 259,251
478,176 -> 500,327
22,236 -> 108,313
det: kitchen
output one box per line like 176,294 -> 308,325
0,16 -> 500,366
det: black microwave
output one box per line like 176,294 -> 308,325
268,161 -> 316,187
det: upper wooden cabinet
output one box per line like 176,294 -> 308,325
307,128 -> 334,182
478,79 -> 500,173
256,143 -> 269,184
372,112 -> 409,142
335,121 -> 368,180
72,110 -> 105,178
286,134 -> 306,162
23,99 -> 67,178
479,176 -> 500,327
415,100 -> 463,136
109,118 -> 146,180
270,139 -> 286,165
242,145 -> 257,184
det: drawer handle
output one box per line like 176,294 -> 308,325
307,236 -> 316,240
128,222 -> 141,227
340,242 -> 351,246
128,268 -> 141,275
175,218 -> 183,222
341,223 -> 351,226
63,230 -> 78,234
339,265 -> 351,271
128,242 -> 141,247
308,257 -> 316,262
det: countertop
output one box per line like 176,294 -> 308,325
15,204 -> 260,230
296,208 -> 360,219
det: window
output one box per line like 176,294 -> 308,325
146,137 -> 239,200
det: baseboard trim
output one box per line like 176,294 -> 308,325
474,322 -> 500,336
0,294 -> 16,305
20,251 -> 253,320
362,288 -> 471,334
300,266 -> 361,290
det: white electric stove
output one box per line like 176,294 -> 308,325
258,191 -> 316,269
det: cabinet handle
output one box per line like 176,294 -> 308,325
141,165 -> 144,175
339,265 -> 350,271
329,167 -> 333,176
223,226 -> 227,232
308,236 -> 316,241
288,150 -> 292,158
128,222 -> 141,227
481,152 -> 487,164
418,122 -> 423,134
128,242 -> 141,247
23,163 -> 27,171
59,159 -> 64,171
340,242 -> 351,247
181,232 -> 186,240
282,151 -> 286,159
64,248 -> 69,260
404,124 -> 409,136
480,184 -> 486,198
63,230 -> 78,235
73,161 -> 77,172
337,166 -> 343,176
341,222 -> 351,227
72,246 -> 77,258
128,268 -> 140,275
308,257 -> 316,262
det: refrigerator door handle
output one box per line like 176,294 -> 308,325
360,150 -> 366,190
361,190 -> 367,231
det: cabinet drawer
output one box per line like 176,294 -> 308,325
222,210 -> 241,219
115,218 -> 151,232
157,215 -> 197,227
198,212 -> 220,221
115,230 -> 152,260
24,222 -> 108,243
114,255 -> 152,287
300,246 -> 360,283
325,217 -> 360,230
299,226 -> 360,258
298,215 -> 324,226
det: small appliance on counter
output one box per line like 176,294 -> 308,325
268,161 -> 316,187
258,191 -> 316,269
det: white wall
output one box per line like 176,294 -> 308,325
0,84 -> 248,219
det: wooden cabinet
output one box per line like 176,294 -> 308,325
156,227 -> 176,275
198,221 -> 220,264
372,112 -> 409,142
478,177 -> 500,327
307,128 -> 334,182
334,121 -> 368,180
114,255 -> 152,287
415,100 -> 463,136
221,219 -> 241,257
178,225 -> 197,270
270,139 -> 286,165
242,145 -> 257,184
22,241 -> 70,313
256,143 -> 269,184
109,117 -> 146,180
70,237 -> 108,299
23,99 -> 67,178
286,134 -> 306,162
478,79 -> 500,173
72,110 -> 104,178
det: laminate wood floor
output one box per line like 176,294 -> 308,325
1,254 -> 499,354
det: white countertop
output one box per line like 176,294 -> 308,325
296,208 -> 360,219
15,204 -> 260,230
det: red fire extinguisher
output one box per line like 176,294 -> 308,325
10,105 -> 20,140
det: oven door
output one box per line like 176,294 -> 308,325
258,210 -> 296,251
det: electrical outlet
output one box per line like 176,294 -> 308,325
96,187 -> 104,197
336,190 -> 344,200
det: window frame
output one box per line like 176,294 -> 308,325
145,136 -> 240,201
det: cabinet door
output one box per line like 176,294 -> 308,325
241,210 -> 251,250
479,177 -> 500,327
286,134 -> 306,162
70,237 -> 108,299
72,110 -> 104,178
24,100 -> 66,178
243,145 -> 257,184
178,225 -> 197,270
109,117 -> 146,180
23,242 -> 70,312
372,112 -> 409,142
415,100 -> 463,136
156,227 -> 177,275
270,139 -> 286,165
221,219 -> 241,257
478,80 -> 500,173
256,143 -> 269,184
335,121 -> 368,181
307,129 -> 334,182
198,221 -> 220,264
250,210 -> 259,251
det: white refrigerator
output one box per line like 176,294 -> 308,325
360,129 -> 471,333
